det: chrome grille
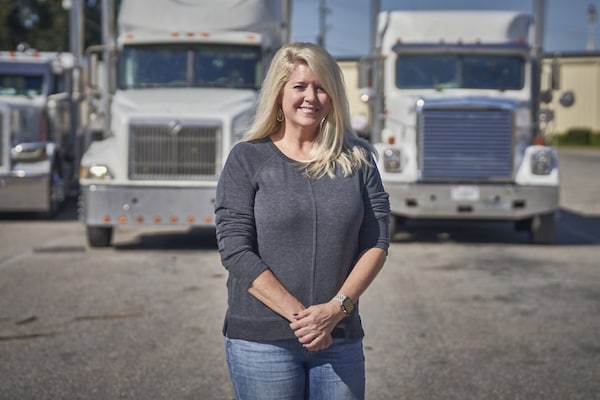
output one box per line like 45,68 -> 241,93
418,109 -> 513,181
129,121 -> 221,180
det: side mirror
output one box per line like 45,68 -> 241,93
559,91 -> 575,108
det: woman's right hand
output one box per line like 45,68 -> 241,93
289,301 -> 344,351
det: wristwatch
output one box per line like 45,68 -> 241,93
333,294 -> 355,316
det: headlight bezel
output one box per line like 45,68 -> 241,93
383,148 -> 403,173
530,147 -> 555,175
80,163 -> 113,180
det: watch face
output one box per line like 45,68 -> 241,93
342,297 -> 354,314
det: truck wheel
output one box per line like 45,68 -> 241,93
87,226 -> 113,247
529,212 -> 555,245
389,215 -> 406,240
514,218 -> 531,231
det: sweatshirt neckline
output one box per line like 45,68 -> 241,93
267,137 -> 309,165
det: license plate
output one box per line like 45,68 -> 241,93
451,185 -> 480,202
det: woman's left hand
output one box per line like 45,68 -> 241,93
289,301 -> 344,351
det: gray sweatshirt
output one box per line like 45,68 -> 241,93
215,136 -> 390,342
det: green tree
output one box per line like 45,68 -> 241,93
0,0 -> 102,52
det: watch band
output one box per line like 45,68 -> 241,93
333,294 -> 354,315
333,294 -> 347,304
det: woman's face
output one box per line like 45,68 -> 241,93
280,63 -> 331,134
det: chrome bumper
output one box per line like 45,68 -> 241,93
386,182 -> 559,220
0,174 -> 50,212
79,184 -> 217,226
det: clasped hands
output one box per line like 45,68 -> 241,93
289,300 -> 345,352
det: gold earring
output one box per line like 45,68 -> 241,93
276,108 -> 284,122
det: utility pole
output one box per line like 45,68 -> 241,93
101,0 -> 115,135
532,0 -> 546,140
65,0 -> 83,190
370,0 -> 379,52
587,3 -> 597,51
317,0 -> 327,47
369,0 -> 382,143
533,0 -> 545,60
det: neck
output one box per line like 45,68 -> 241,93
270,127 -> 318,162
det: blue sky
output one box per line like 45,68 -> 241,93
291,0 -> 600,57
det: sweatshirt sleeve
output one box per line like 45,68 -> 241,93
215,143 -> 270,289
358,156 -> 391,254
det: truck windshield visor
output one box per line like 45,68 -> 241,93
395,54 -> 525,90
0,74 -> 44,96
119,44 -> 263,90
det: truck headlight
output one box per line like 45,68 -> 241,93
80,164 -> 113,180
530,148 -> 554,175
383,148 -> 402,172
11,143 -> 48,162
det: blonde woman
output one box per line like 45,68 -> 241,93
215,42 -> 390,400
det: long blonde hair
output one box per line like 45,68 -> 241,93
244,42 -> 372,178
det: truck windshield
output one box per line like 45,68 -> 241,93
0,74 -> 44,96
396,54 -> 525,90
119,44 -> 263,90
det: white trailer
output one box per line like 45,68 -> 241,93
0,49 -> 79,216
79,0 -> 291,246
360,8 -> 573,244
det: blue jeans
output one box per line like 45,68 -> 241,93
224,337 -> 365,400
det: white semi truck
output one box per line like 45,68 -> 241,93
79,0 -> 291,246
0,48 -> 80,216
360,7 -> 573,244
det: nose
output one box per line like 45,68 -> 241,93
304,85 -> 317,102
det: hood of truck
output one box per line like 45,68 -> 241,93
0,95 -> 45,108
417,95 -> 522,111
385,93 -> 527,133
112,88 -> 256,118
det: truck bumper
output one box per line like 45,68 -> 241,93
0,174 -> 50,212
386,182 -> 559,220
79,184 -> 217,226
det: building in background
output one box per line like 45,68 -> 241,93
542,52 -> 600,136
337,58 -> 370,137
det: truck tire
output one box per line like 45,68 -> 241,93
390,215 -> 398,238
528,212 -> 555,245
389,215 -> 406,241
87,226 -> 113,247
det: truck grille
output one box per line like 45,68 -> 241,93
129,121 -> 221,180
418,108 -> 513,181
